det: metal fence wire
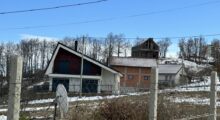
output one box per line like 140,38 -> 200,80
159,72 -> 219,120
0,70 -> 219,120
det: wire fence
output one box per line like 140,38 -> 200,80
0,69 -> 219,119
0,81 -> 218,120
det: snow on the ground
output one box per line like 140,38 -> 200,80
0,115 -> 7,120
163,76 -> 220,106
169,96 -> 220,106
169,97 -> 209,105
29,92 -> 148,104
162,76 -> 220,92
0,92 -> 147,112
29,94 -> 125,104
0,106 -> 54,112
160,58 -> 209,72
27,81 -> 47,89
0,108 -> 7,112
127,92 -> 149,96
24,106 -> 54,111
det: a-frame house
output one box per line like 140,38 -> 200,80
45,42 -> 122,94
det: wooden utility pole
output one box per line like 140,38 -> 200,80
7,55 -> 23,120
80,36 -> 85,97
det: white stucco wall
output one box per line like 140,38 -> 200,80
101,68 -> 120,94
101,69 -> 114,92
48,68 -> 120,93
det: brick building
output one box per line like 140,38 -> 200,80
110,57 -> 157,92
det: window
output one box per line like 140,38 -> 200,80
144,76 -> 150,80
58,60 -> 70,74
127,75 -> 134,80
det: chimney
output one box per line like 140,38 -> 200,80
75,41 -> 78,51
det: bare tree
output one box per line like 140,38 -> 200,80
114,34 -> 125,57
157,38 -> 172,58
123,39 -> 132,57
101,33 -> 116,64
0,43 -> 5,75
62,37 -> 75,49
211,39 -> 220,73
40,40 -> 47,70
90,38 -> 102,60
5,42 -> 16,85
178,38 -> 186,58
198,37 -> 207,63
186,38 -> 194,60
179,37 -> 207,63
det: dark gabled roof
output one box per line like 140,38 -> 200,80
45,42 -> 122,76
132,38 -> 159,49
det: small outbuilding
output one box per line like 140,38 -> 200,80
158,64 -> 187,87
45,42 -> 122,94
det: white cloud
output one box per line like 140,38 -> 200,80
20,34 -> 60,41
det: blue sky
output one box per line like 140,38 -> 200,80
0,0 -> 220,57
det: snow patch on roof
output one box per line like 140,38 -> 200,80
159,64 -> 182,74
110,57 -> 157,67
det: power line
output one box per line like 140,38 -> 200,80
86,33 -> 220,40
125,0 -> 220,18
0,0 -> 107,15
1,0 -> 220,31
1,18 -> 116,30
154,33 -> 220,40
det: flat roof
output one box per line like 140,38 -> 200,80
159,64 -> 182,74
110,57 -> 157,67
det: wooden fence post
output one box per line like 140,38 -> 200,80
149,67 -> 158,120
210,71 -> 217,120
7,55 -> 23,120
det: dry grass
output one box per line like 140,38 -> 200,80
66,93 -> 212,120
60,92 -> 219,120
1,91 -> 218,120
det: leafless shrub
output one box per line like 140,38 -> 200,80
67,94 -> 210,120
92,99 -> 147,120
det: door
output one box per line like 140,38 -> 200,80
82,79 -> 98,93
52,78 -> 69,92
